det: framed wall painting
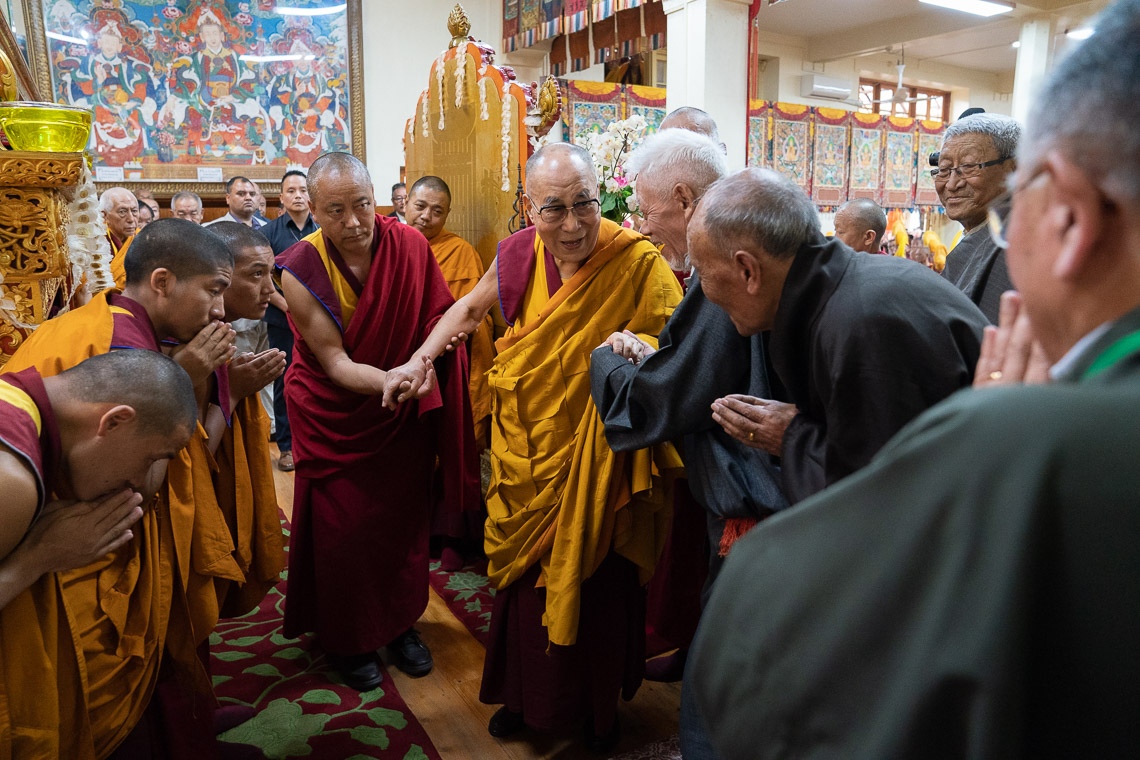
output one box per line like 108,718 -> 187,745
21,0 -> 365,195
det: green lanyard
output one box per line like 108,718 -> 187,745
1082,329 -> 1140,380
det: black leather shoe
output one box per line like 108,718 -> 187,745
487,706 -> 525,738
584,715 -> 621,754
387,628 -> 433,677
329,652 -> 382,691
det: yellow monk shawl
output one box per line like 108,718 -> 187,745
485,219 -> 684,647
215,396 -> 285,617
0,292 -> 235,757
430,229 -> 495,436
109,235 -> 132,291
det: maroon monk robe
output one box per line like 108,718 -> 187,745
278,215 -> 479,655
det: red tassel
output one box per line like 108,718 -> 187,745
718,517 -> 760,557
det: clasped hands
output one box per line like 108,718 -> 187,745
379,330 -> 469,409
973,291 -> 1050,387
711,395 -> 798,456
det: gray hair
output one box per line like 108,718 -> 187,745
1023,0 -> 1140,202
696,168 -> 819,260
626,128 -> 729,200
525,142 -> 597,191
170,191 -> 203,211
99,187 -> 136,213
941,113 -> 1022,160
308,152 -> 373,205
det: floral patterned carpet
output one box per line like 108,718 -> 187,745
210,520 -> 440,760
426,557 -> 495,646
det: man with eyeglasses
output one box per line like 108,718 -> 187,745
934,112 -> 1020,323
386,142 -> 682,751
688,2 -> 1140,757
100,186 -> 139,289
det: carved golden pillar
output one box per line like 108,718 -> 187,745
0,150 -> 85,367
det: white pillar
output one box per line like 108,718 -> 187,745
662,0 -> 752,167
1011,18 -> 1053,125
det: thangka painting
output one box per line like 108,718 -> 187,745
811,108 -> 849,206
771,102 -> 811,195
882,116 -> 917,207
848,111 -> 883,204
565,80 -> 621,145
747,100 -> 769,168
915,120 -> 944,206
626,84 -> 665,135
24,0 -> 364,190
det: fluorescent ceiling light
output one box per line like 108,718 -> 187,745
274,3 -> 346,16
1066,27 -> 1094,40
919,0 -> 1014,18
240,54 -> 317,63
47,31 -> 88,44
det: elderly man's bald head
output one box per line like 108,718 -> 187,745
525,142 -> 597,190
834,199 -> 887,253
661,107 -> 721,144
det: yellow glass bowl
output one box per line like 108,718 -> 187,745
0,101 -> 92,153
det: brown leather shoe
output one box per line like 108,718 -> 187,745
277,451 -> 294,472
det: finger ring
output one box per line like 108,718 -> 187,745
748,431 -> 755,442
989,371 -> 1003,380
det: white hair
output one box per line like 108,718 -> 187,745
99,187 -> 136,213
941,113 -> 1022,160
626,128 -> 729,200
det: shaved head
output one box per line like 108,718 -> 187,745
409,175 -> 452,204
834,198 -> 887,253
525,142 -> 597,193
661,107 -> 721,144
123,218 -> 234,284
308,152 -> 373,206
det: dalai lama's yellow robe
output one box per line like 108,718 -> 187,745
485,220 -> 684,647
429,229 -> 495,443
0,292 -> 241,758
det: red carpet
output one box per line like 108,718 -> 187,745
427,558 -> 495,647
211,521 -> 441,759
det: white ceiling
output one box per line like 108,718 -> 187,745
752,0 -> 1107,75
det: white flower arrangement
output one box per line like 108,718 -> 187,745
436,52 -> 447,131
479,77 -> 489,121
454,49 -> 466,109
421,91 -> 430,138
584,114 -> 648,222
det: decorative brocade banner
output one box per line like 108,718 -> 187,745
560,80 -> 665,145
812,108 -> 850,206
539,0 -> 564,41
592,0 -> 617,22
771,102 -> 813,196
915,120 -> 944,206
564,0 -> 590,32
503,0 -> 520,51
849,111 -> 885,205
747,100 -> 770,168
882,116 -> 917,207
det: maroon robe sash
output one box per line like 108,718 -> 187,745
279,214 -> 479,651
495,226 -> 564,325
0,368 -> 61,520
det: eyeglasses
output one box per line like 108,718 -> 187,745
986,164 -> 1048,249
931,156 -> 1011,182
532,198 -> 601,224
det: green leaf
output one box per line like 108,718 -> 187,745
269,632 -> 295,646
299,688 -> 342,705
366,707 -> 408,729
243,663 -> 284,678
214,650 -> 255,662
219,698 -> 329,756
358,685 -> 386,703
349,726 -> 390,749
464,599 -> 483,613
209,632 -> 223,647
272,647 -> 308,661
211,675 -> 232,688
403,746 -> 430,760
225,635 -> 264,648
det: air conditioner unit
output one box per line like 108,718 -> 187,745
800,74 -> 853,101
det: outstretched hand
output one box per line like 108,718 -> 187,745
25,489 -> 145,575
169,321 -> 236,386
974,291 -> 1051,388
600,330 -> 655,365
381,355 -> 437,410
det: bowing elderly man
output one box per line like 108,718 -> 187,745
690,1 -> 1140,756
